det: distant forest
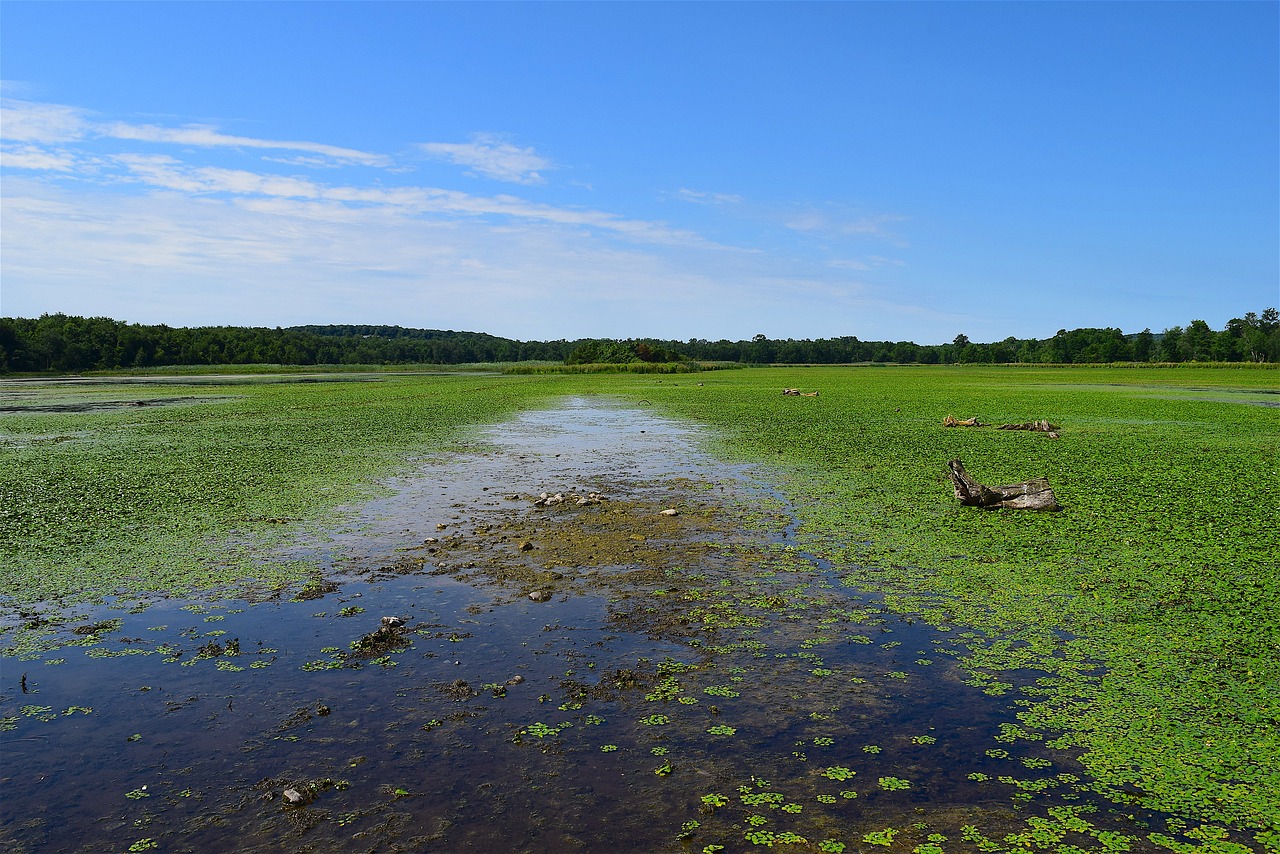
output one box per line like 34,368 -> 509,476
1,309 -> 1277,373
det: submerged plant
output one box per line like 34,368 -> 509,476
862,828 -> 898,846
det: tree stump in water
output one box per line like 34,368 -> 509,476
946,458 -> 1060,511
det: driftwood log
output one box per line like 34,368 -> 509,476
946,458 -> 1060,511
943,415 -> 981,427
997,419 -> 1059,437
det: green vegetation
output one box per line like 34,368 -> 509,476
564,338 -> 683,365
0,372 -> 565,608
4,307 -> 1277,373
607,364 -> 1278,840
2,363 -> 1277,848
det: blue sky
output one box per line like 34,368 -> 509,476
2,2 -> 1276,344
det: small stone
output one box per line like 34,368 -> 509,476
528,590 -> 551,602
283,788 -> 305,805
423,537 -> 438,544
659,508 -> 679,517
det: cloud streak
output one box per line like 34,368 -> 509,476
0,97 -> 389,167
104,122 -> 391,167
0,98 -> 89,142
676,188 -> 744,205
2,96 -> 938,341
418,133 -> 552,184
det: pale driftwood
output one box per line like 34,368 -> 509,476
946,458 -> 1060,511
943,415 -> 982,427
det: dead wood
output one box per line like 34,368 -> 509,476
943,415 -> 982,427
946,458 -> 1060,511
997,419 -> 1060,435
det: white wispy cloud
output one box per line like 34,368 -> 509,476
104,122 -> 391,167
0,99 -> 90,142
0,175 -> 748,338
785,208 -> 908,246
676,188 -> 744,205
827,255 -> 906,271
0,97 -> 389,167
95,149 -> 716,248
1,144 -> 78,172
113,154 -> 326,199
1,97 -> 934,341
418,133 -> 552,184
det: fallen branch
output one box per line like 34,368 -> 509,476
997,419 -> 1060,437
946,458 -> 1060,511
943,415 -> 982,427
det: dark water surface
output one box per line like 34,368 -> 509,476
2,399 -> 1193,853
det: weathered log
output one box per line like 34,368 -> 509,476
946,458 -> 1060,511
943,415 -> 982,427
996,419 -> 1059,433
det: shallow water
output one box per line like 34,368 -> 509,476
0,398 -> 1217,852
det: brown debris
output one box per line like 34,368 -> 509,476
943,415 -> 982,427
997,419 -> 1060,437
946,458 -> 1060,511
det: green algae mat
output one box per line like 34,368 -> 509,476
1,366 -> 1277,853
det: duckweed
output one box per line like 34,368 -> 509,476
3,367 -> 1276,852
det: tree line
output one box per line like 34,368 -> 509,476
1,309 -> 1277,373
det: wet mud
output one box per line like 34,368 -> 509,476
0,399 -> 1218,852
0,395 -> 238,415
